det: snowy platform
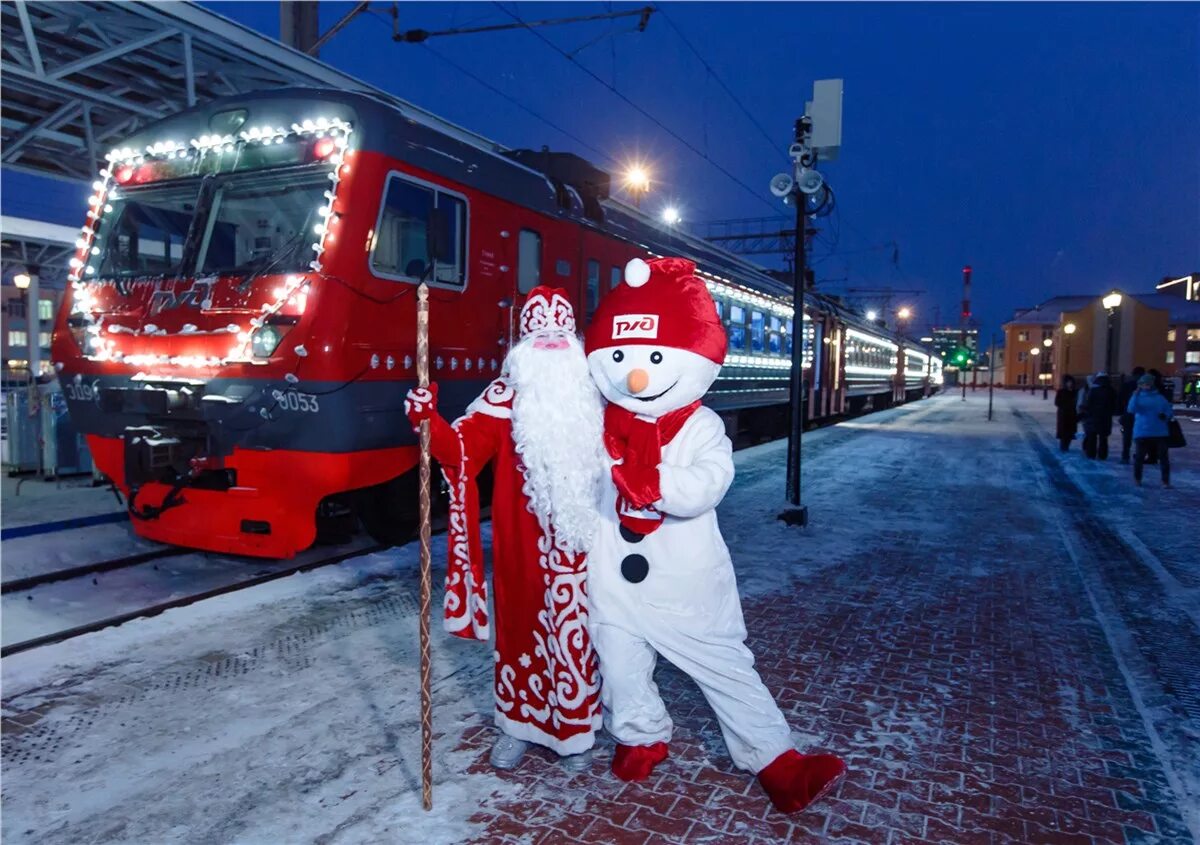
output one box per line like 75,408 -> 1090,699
2,474 -> 125,530
2,392 -> 1198,845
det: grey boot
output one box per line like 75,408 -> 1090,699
489,733 -> 530,770
559,748 -> 593,774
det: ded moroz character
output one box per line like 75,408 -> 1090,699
405,287 -> 606,772
583,257 -> 847,813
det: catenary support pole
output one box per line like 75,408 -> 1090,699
781,118 -> 810,527
416,283 -> 434,810
987,333 -> 995,421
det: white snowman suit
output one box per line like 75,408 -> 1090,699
585,258 -> 794,775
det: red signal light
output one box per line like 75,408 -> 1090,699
115,165 -> 134,184
313,137 -> 336,160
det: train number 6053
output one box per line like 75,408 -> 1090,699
271,390 -> 320,413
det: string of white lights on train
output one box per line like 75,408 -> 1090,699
63,117 -> 354,371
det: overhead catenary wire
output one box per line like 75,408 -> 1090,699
655,7 -> 783,161
492,2 -> 782,216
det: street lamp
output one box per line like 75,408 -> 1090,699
1063,322 -> 1076,377
624,164 -> 651,208
1102,290 -> 1122,376
660,206 -> 680,226
897,306 -> 912,323
1041,337 -> 1053,399
866,309 -> 878,322
14,272 -> 31,290
1029,346 -> 1040,394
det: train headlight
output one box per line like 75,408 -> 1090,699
252,325 -> 283,358
250,316 -> 297,360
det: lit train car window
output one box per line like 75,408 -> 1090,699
768,315 -> 783,354
728,303 -> 747,351
371,173 -> 468,286
750,310 -> 765,353
198,171 -> 328,276
517,230 -> 541,293
784,318 -> 793,355
96,184 -> 195,278
586,259 -> 600,319
610,266 -> 622,289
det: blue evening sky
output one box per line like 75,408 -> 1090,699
8,2 -> 1198,337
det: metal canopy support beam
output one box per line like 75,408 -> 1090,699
48,27 -> 178,80
1,101 -> 80,162
2,63 -> 165,117
182,32 -> 196,106
14,0 -> 45,77
81,104 -> 98,174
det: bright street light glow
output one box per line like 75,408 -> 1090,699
1064,322 -> 1077,335
1030,347 -> 1040,356
624,165 -> 650,193
897,307 -> 912,321
13,273 -> 31,290
1102,291 -> 1123,310
661,206 -> 680,225
1043,337 -> 1053,347
866,310 -> 878,321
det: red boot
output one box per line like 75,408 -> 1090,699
757,750 -> 846,813
611,742 -> 669,782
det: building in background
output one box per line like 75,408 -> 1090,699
1002,281 -> 1200,394
2,279 -> 60,385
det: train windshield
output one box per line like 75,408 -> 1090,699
96,183 -> 197,278
94,166 -> 328,280
197,171 -> 327,276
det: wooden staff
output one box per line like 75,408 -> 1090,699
416,282 -> 434,811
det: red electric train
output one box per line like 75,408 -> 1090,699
52,88 -> 940,558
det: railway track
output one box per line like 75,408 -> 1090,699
1,541 -> 384,658
0,548 -> 190,595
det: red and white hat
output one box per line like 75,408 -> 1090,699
519,286 -> 576,337
585,257 -> 726,365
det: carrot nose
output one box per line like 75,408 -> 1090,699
627,368 -> 650,394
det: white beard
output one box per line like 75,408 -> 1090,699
506,333 -> 606,555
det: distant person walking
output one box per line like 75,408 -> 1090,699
1127,373 -> 1175,487
1054,376 -> 1079,452
1081,372 -> 1117,460
1185,379 -> 1198,409
1118,367 -> 1145,464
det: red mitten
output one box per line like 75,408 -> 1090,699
612,463 -> 661,510
757,750 -> 846,814
404,383 -> 439,431
611,742 -> 669,782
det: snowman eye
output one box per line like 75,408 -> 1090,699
650,351 -> 663,365
612,350 -> 624,362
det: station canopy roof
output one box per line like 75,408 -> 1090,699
0,0 -> 500,183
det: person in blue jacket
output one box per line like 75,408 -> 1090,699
1127,373 -> 1175,487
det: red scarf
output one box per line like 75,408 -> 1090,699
604,400 -> 701,534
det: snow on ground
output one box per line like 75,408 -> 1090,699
0,398 -> 939,844
1,475 -> 124,529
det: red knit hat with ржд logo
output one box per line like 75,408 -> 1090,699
584,257 -> 727,366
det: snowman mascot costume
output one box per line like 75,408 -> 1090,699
584,256 -> 846,814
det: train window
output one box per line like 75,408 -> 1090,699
768,315 -> 782,354
95,183 -> 195,278
750,311 -> 765,353
611,266 -> 622,289
586,259 -> 600,319
370,174 -> 468,286
727,304 -> 747,352
517,230 -> 541,293
555,259 -> 571,277
199,171 -> 330,276
784,318 -> 794,355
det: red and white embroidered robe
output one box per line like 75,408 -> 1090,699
426,378 -> 601,754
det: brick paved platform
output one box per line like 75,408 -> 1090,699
457,392 -> 1198,845
3,391 -> 1196,844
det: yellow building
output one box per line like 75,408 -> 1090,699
1003,289 -> 1200,390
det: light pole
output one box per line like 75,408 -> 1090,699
1102,290 -> 1122,376
624,165 -> 650,209
1063,322 -> 1076,378
13,268 -> 40,383
1041,337 -> 1053,399
1029,346 -> 1040,393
